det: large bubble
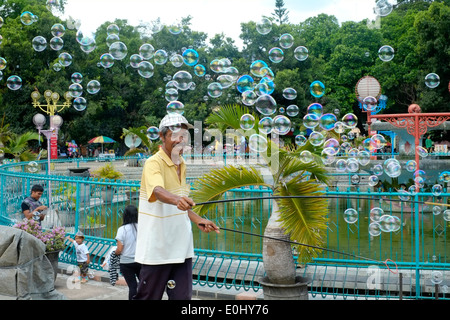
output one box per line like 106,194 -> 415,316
256,18 -> 272,35
424,73 -> 440,89
240,114 -> 255,130
250,60 -> 269,77
310,80 -> 325,98
166,101 -> 184,115
182,48 -> 199,66
268,47 -> 284,63
236,75 -> 254,93
279,33 -> 294,49
32,36 -> 47,52
378,45 -> 394,62
138,61 -> 154,78
272,115 -> 291,135
173,71 -> 192,91
319,113 -> 337,131
258,117 -> 273,134
139,43 -> 155,60
294,46 -> 308,61
255,95 -> 277,115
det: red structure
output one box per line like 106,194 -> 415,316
370,104 -> 450,172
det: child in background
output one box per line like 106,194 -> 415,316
67,231 -> 90,283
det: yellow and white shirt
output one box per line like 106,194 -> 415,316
135,149 -> 193,265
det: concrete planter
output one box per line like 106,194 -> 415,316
259,276 -> 309,300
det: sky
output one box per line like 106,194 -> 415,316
62,0 -> 378,47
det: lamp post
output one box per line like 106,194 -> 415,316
33,113 -> 63,211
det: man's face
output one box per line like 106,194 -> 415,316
31,191 -> 43,200
160,125 -> 190,163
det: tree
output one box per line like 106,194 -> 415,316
272,0 -> 289,25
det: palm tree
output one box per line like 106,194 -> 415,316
1,131 -> 41,161
191,104 -> 330,285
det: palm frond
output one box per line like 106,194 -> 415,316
191,165 -> 271,216
205,104 -> 259,132
275,176 -> 329,264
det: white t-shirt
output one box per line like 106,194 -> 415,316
115,223 -> 138,264
135,150 -> 194,265
73,242 -> 89,263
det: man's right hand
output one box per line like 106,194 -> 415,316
176,196 -> 195,211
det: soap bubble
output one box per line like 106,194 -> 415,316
432,206 -> 442,216
249,134 -> 268,153
147,126 -> 159,140
431,184 -> 443,196
279,33 -> 294,49
424,73 -> 440,88
323,139 -> 340,155
347,158 -> 359,173
59,52 -> 73,67
258,117 -> 273,134
319,113 -> 337,131
108,41 -> 127,60
307,103 -> 323,116
309,131 -> 325,146
165,88 -> 178,102
250,60 -> 269,77
173,71 -> 192,91
303,114 -> 319,129
368,222 -> 382,237
32,36 -> 47,52
241,90 -> 257,106
0,57 -> 7,70
300,150 -> 313,163
286,105 -> 299,117
370,134 -> 387,150
310,80 -> 325,98
138,61 -> 154,78
236,75 -> 254,93
240,114 -> 255,130
430,271 -> 443,285
368,175 -> 379,187
194,64 -> 206,77
370,207 -> 384,222
7,75 -> 22,90
20,11 -> 34,25
68,83 -> 83,97
372,164 -> 383,176
51,23 -> 65,37
182,48 -> 199,66
130,54 -> 143,68
272,115 -> 291,135
357,150 -> 371,166
443,210 -> 450,222
416,146 -> 428,158
154,49 -> 168,65
256,17 -> 272,35
106,34 -> 120,47
87,80 -> 101,94
341,113 -> 358,128
50,37 -> 64,51
268,47 -> 284,63
294,46 -> 308,61
362,96 -> 377,111
166,101 -> 184,115
374,0 -> 393,16
207,82 -> 223,98
27,161 -> 39,173
295,135 -> 307,147
383,158 -> 401,178
344,208 -> 358,224
73,97 -> 87,111
379,215 -> 401,232
167,280 -> 176,289
335,159 -> 347,172
99,53 -> 114,68
217,75 -> 234,89
139,43 -> 155,60
378,45 -> 394,62
255,94 -> 277,115
282,87 -> 297,100
107,23 -> 120,36
405,160 -> 416,172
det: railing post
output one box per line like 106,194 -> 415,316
74,178 -> 80,233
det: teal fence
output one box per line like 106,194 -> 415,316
0,157 -> 449,300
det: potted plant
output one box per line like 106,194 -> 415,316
14,219 -> 66,280
91,163 -> 123,204
191,105 -> 330,300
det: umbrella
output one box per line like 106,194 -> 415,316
88,136 -> 116,153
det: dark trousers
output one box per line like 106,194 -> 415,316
133,258 -> 192,300
119,262 -> 141,300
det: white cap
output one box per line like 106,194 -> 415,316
159,114 -> 194,131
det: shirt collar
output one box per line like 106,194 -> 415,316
157,149 -> 185,168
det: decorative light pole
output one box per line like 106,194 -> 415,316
31,89 -> 73,159
32,113 -> 63,211
31,89 -> 74,211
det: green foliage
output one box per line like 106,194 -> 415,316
91,163 -> 123,180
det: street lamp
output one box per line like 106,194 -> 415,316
33,113 -> 63,211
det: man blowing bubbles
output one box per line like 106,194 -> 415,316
134,114 -> 220,300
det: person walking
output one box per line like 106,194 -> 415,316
115,204 -> 141,300
134,114 -> 220,300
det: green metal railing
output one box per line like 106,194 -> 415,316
1,157 -> 449,299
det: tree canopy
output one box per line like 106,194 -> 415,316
0,0 -> 448,152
